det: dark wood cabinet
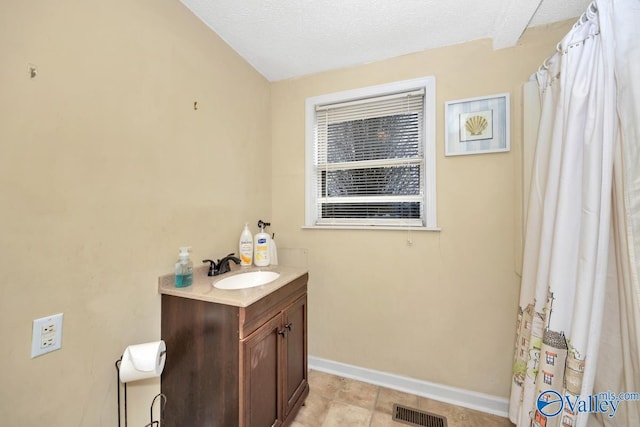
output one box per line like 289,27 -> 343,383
241,313 -> 282,427
161,273 -> 308,427
282,296 -> 307,417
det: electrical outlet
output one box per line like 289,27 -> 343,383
31,313 -> 63,358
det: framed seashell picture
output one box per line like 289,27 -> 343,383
445,93 -> 510,156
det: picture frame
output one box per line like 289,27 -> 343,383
445,93 -> 510,156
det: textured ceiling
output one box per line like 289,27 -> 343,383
179,0 -> 592,81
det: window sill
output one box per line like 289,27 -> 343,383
301,225 -> 441,231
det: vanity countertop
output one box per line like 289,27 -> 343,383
158,264 -> 308,307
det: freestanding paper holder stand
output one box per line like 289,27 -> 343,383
115,357 -> 166,427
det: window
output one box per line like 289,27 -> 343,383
543,371 -> 554,385
546,352 -> 557,366
305,77 -> 437,229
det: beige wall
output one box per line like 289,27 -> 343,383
271,22 -> 573,398
0,1 -> 270,425
0,0 -> 574,422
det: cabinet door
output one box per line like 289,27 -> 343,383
282,295 -> 308,418
161,295 -> 240,427
241,314 -> 283,427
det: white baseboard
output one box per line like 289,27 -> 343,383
308,355 -> 509,418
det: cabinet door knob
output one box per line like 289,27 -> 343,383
285,322 -> 293,332
278,329 -> 287,337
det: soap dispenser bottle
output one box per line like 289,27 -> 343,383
175,246 -> 193,288
239,223 -> 253,266
254,220 -> 271,267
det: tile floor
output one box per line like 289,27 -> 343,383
292,370 -> 514,427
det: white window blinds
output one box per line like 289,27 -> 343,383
312,89 -> 426,227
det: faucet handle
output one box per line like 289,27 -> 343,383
202,259 -> 217,277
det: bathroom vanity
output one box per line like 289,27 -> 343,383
158,266 -> 309,427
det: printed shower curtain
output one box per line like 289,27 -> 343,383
508,1 -> 640,426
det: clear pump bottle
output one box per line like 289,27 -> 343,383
175,246 -> 193,288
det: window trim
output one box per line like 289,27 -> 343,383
304,76 -> 438,230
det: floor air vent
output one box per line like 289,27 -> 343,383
392,404 -> 448,427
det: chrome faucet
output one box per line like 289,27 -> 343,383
202,253 -> 241,276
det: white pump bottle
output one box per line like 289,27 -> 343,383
254,221 -> 271,267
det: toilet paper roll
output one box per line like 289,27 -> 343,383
119,340 -> 166,383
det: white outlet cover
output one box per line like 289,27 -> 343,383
31,313 -> 63,358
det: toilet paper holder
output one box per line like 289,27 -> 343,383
115,351 -> 167,427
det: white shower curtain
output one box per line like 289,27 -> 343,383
508,1 -> 640,426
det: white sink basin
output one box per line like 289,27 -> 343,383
213,271 -> 280,290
